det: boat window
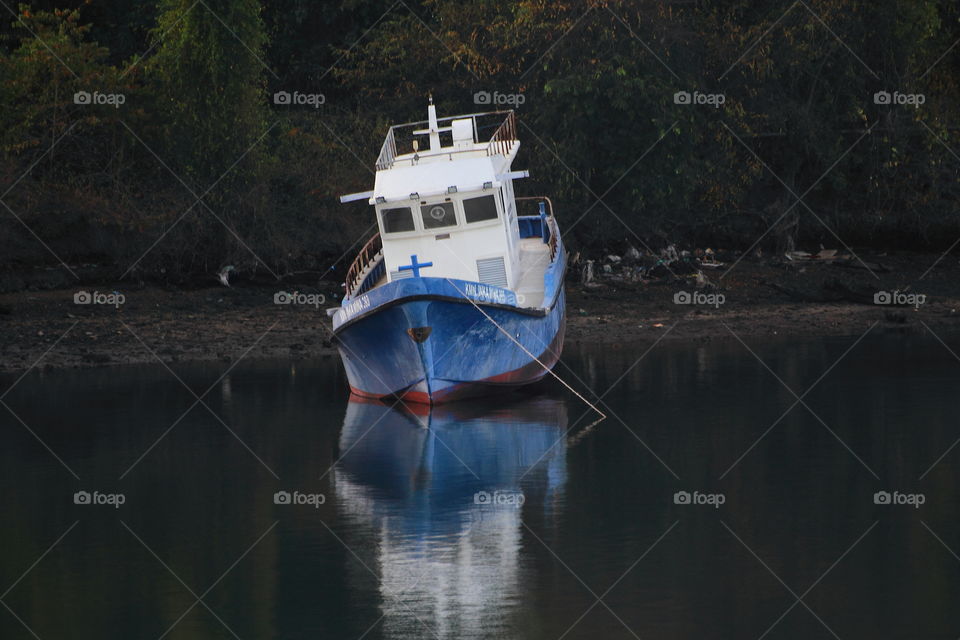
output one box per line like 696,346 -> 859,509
381,207 -> 415,233
420,202 -> 457,229
463,195 -> 499,223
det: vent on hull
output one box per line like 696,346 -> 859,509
476,256 -> 508,288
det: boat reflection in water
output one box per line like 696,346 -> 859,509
333,394 -> 568,639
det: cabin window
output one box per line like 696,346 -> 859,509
420,202 -> 457,229
381,207 -> 415,233
463,195 -> 499,223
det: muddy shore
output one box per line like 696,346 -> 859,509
1,251 -> 958,374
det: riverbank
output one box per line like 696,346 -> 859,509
1,250 -> 957,373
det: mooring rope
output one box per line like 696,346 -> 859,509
444,278 -> 606,420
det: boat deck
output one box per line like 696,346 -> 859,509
514,237 -> 550,307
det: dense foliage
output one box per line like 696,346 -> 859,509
1,0 -> 958,281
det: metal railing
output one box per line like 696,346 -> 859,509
344,232 -> 383,297
374,110 -> 517,171
486,111 -> 516,157
515,196 -> 555,216
375,128 -> 397,171
547,215 -> 559,261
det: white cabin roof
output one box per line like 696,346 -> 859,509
373,153 -> 511,202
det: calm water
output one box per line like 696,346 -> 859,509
2,333 -> 960,639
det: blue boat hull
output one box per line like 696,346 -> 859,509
333,282 -> 565,404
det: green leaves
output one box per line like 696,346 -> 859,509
2,0 -> 959,277
148,0 -> 269,188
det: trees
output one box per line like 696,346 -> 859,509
148,0 -> 269,187
1,0 -> 959,278
0,7 -> 134,265
333,0 -> 960,252
142,0 -> 274,273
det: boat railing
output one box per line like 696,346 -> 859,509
374,110 -> 517,171
375,128 -> 397,172
547,215 -> 560,261
486,111 -> 516,157
345,232 -> 383,297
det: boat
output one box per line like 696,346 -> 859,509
333,99 -> 566,404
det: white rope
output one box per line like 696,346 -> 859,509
445,279 -> 606,420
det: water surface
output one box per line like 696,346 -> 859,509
2,334 -> 959,639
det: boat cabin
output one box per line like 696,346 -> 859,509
341,102 -> 551,303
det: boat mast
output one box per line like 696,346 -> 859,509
409,95 -> 443,153
426,95 -> 441,151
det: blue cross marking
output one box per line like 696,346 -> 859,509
398,254 -> 433,278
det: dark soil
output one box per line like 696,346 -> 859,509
565,250 -> 960,347
1,250 -> 958,374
